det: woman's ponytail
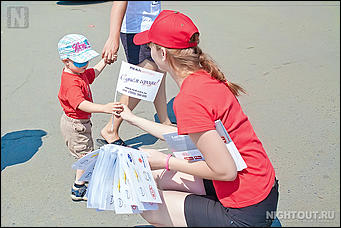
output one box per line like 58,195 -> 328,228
152,33 -> 246,97
194,41 -> 246,97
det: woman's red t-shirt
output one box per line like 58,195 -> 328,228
173,69 -> 275,208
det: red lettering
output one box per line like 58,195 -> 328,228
221,136 -> 227,144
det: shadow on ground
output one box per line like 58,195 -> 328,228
125,134 -> 158,149
1,129 -> 47,171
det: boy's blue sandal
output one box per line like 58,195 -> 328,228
71,184 -> 88,201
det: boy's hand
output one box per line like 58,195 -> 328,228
102,102 -> 123,114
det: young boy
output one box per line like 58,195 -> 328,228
57,34 -> 119,201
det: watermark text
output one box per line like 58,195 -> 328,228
267,210 -> 336,222
7,6 -> 29,28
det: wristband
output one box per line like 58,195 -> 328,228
165,154 -> 172,171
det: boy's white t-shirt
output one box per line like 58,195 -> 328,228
121,1 -> 161,34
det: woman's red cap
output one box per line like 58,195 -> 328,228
133,10 -> 199,49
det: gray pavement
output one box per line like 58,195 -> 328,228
1,1 -> 340,227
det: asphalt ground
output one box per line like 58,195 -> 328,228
1,1 -> 340,227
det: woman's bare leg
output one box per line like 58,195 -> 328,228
141,189 -> 190,227
141,169 -> 205,227
152,169 -> 206,195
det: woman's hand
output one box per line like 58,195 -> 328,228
112,103 -> 135,123
139,148 -> 168,170
102,37 -> 120,65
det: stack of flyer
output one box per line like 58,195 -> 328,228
72,144 -> 162,213
163,120 -> 247,171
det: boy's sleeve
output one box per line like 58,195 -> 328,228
85,68 -> 96,84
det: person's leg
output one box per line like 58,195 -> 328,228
101,33 -> 142,143
100,115 -> 117,144
138,170 -> 205,226
138,60 -> 171,125
138,41 -> 171,125
152,169 -> 206,195
101,95 -> 141,143
140,177 -> 224,227
70,119 -> 93,200
75,169 -> 85,185
141,190 -> 190,227
71,168 -> 87,201
153,73 -> 172,125
72,154 -> 90,201
71,154 -> 90,201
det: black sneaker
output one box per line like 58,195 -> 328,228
96,138 -> 128,147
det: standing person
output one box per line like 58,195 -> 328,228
113,10 -> 279,227
99,1 -> 171,146
57,34 -> 121,201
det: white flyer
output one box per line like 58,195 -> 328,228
119,147 -> 162,204
86,146 -> 108,209
162,120 -> 247,171
130,149 -> 162,204
78,159 -> 96,182
73,144 -> 162,213
172,149 -> 204,161
116,61 -> 164,102
163,132 -> 197,152
119,151 -> 149,211
113,157 -> 136,214
214,120 -> 247,171
71,149 -> 99,170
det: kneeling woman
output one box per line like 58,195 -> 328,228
114,10 -> 279,227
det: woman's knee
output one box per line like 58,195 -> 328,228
152,169 -> 168,190
153,170 -> 205,194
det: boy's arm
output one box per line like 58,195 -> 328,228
78,100 -> 119,114
93,58 -> 107,78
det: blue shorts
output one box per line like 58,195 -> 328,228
184,178 -> 279,227
120,33 -> 154,65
